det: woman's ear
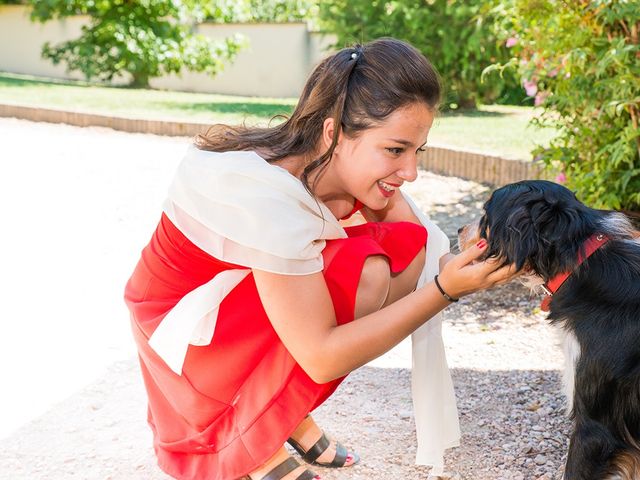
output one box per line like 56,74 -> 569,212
322,117 -> 339,151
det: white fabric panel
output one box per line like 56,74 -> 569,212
148,269 -> 250,375
404,192 -> 461,477
164,146 -> 346,274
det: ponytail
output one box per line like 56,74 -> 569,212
300,46 -> 362,191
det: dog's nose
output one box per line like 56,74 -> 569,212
457,226 -> 464,235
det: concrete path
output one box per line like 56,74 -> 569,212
0,118 -> 189,439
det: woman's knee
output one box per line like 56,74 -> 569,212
354,255 -> 390,318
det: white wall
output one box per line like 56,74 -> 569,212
0,5 -> 336,98
0,5 -> 90,81
151,23 -> 334,98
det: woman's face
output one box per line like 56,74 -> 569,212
318,102 -> 435,214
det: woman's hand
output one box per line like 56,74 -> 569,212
437,241 -> 520,299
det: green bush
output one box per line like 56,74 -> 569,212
490,0 -> 640,211
194,0 -> 317,24
317,0 -> 526,109
28,0 -> 245,88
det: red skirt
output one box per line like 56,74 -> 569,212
124,213 -> 427,480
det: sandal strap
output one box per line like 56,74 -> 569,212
327,440 -> 348,467
260,457 -> 301,480
288,433 -> 354,468
296,469 -> 318,480
299,432 -> 331,464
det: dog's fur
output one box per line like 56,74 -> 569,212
459,180 -> 640,480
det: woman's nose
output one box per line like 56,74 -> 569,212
399,157 -> 418,182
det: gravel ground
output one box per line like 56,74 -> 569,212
0,118 -> 570,480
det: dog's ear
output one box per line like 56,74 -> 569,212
480,186 -> 546,273
502,203 -> 546,273
528,186 -> 604,277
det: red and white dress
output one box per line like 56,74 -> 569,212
124,147 -> 459,480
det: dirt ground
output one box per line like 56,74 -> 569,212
0,118 -> 568,480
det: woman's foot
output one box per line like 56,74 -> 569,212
248,446 -> 320,480
287,415 -> 359,467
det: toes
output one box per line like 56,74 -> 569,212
344,450 -> 360,466
315,441 -> 358,467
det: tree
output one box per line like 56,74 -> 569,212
317,0 -> 526,109
489,0 -> 640,211
29,0 -> 245,88
194,0 -> 317,23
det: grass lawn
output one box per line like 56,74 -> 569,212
430,105 -> 557,160
0,72 -> 556,160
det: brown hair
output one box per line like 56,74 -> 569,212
195,37 -> 441,193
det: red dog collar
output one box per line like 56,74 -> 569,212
540,233 -> 609,312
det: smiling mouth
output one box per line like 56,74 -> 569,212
377,180 -> 400,197
378,180 -> 399,192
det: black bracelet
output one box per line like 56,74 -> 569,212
434,274 -> 459,302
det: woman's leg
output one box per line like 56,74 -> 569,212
355,246 -> 425,318
384,245 -> 426,307
287,415 -> 357,466
248,446 -> 319,480
353,255 -> 391,318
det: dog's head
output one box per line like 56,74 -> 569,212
459,180 -> 634,281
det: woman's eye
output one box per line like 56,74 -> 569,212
386,147 -> 403,155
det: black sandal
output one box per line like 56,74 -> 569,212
259,457 -> 317,480
287,432 -> 360,468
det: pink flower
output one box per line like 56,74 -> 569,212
534,91 -> 549,106
506,37 -> 517,48
548,68 -> 559,78
523,79 -> 538,97
555,172 -> 567,184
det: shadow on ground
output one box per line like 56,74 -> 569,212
0,359 -> 569,480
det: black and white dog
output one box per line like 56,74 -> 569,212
459,180 -> 640,480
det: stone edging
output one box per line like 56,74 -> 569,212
422,145 -> 542,186
0,102 -> 542,186
0,103 -> 207,137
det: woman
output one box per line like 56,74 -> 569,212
124,37 -> 515,480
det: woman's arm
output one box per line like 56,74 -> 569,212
253,244 -> 513,384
